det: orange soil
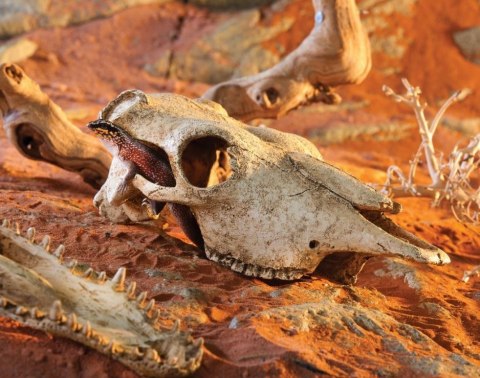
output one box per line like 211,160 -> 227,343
0,0 -> 479,377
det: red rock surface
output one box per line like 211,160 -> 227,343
0,0 -> 480,377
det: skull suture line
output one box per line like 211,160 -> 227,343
90,90 -> 450,283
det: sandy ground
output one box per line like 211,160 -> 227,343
0,0 -> 479,377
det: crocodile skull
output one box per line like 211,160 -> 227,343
91,90 -> 450,283
0,220 -> 203,377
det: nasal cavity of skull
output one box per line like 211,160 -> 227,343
181,136 -> 232,188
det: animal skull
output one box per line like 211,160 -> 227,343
0,220 -> 203,377
92,90 -> 450,283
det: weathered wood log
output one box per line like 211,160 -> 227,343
202,0 -> 371,121
0,63 -> 111,188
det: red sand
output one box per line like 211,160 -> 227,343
0,0 -> 479,377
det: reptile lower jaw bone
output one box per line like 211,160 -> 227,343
0,63 -> 111,189
0,220 -> 203,377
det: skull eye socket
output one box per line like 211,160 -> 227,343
181,136 -> 232,188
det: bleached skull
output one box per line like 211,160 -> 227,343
91,90 -> 450,283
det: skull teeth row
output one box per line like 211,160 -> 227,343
0,220 -> 165,322
206,250 -> 304,280
0,219 -> 205,369
0,296 -> 203,364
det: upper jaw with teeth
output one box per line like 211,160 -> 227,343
206,249 -> 305,280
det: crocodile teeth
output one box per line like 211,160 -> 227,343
150,309 -> 161,324
109,342 -> 118,355
82,320 -> 92,337
15,306 -> 28,316
111,267 -> 126,292
96,335 -> 110,347
83,268 -> 94,278
36,308 -> 46,319
132,346 -> 144,358
68,259 -> 78,271
97,271 -> 107,283
194,338 -> 204,349
108,341 -> 124,355
48,300 -> 64,322
144,299 -> 155,316
145,348 -> 161,362
1,219 -> 10,228
26,227 -> 36,242
126,281 -> 137,299
67,313 -> 79,331
30,307 -> 42,318
170,320 -> 180,334
53,244 -> 65,260
15,222 -> 20,235
166,344 -> 180,365
39,235 -> 51,251
136,291 -> 147,307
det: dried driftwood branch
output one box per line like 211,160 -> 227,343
0,63 -> 111,188
382,80 -> 480,282
382,79 -> 480,224
202,0 -> 371,121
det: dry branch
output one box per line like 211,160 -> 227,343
382,80 -> 480,282
202,0 -> 371,121
382,79 -> 480,225
0,63 -> 111,189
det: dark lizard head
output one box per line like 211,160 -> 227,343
88,119 -> 162,173
88,118 -> 174,185
88,118 -> 204,250
88,119 -> 127,145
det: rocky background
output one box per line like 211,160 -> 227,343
0,0 -> 480,377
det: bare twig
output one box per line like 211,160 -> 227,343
382,80 -> 480,282
381,79 -> 480,226
203,0 -> 371,121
